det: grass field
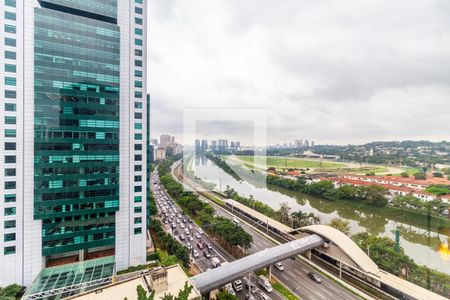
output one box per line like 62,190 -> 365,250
222,155 -> 402,175
232,155 -> 345,169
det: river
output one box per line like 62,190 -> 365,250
190,156 -> 450,274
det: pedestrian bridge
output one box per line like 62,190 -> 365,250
190,234 -> 324,293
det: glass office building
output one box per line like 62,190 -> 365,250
0,0 -> 147,287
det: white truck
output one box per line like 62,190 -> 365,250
257,275 -> 273,293
212,257 -> 221,268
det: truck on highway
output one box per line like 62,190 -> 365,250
212,257 -> 221,268
257,275 -> 273,293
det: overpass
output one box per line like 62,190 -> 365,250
190,234 -> 324,293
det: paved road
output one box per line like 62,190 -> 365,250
172,162 -> 362,300
151,171 -> 284,300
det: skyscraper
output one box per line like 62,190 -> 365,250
160,134 -> 171,147
0,0 -> 147,287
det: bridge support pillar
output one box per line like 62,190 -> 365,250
268,265 -> 272,281
305,250 -> 311,260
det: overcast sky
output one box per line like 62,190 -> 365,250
148,0 -> 450,146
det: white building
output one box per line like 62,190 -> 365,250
0,0 -> 148,287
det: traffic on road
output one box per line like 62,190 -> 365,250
151,171 -> 283,300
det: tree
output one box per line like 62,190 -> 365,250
413,172 -> 426,180
215,290 -> 239,300
176,282 -> 193,300
328,218 -> 351,235
137,285 -> 155,300
362,185 -> 388,207
277,201 -> 291,224
432,172 -> 443,178
400,172 -> 409,178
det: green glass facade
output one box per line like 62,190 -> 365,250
34,6 -> 120,256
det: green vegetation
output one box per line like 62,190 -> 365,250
117,262 -> 158,275
352,233 -> 450,298
272,282 -> 300,300
328,218 -> 351,235
215,290 -> 239,300
137,285 -> 155,300
391,194 -> 449,216
150,218 -> 191,268
413,172 -> 427,180
425,184 -> 450,196
157,159 -> 253,250
0,284 -> 23,300
232,155 -> 345,170
267,175 -> 388,207
160,282 -> 193,300
206,153 -> 241,180
224,185 -> 320,227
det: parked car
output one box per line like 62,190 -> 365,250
197,242 -> 204,250
203,251 -> 211,259
193,250 -> 199,258
207,243 -> 213,250
180,234 -> 185,240
307,272 -> 322,283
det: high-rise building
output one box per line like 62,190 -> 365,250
218,139 -> 228,151
195,139 -> 201,153
201,140 -> 208,152
160,134 -> 171,147
0,0 -> 147,287
210,140 -> 217,151
304,139 -> 310,148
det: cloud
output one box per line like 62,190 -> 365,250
148,0 -> 450,145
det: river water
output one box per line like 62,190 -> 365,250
191,156 -> 450,274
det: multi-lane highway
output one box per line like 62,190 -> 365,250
151,171 -> 284,300
171,161 -> 363,300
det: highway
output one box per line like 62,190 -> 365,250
151,171 -> 285,300
172,161 -> 363,300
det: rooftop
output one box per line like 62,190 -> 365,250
70,265 -> 200,300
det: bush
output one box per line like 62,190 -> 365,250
413,172 -> 426,180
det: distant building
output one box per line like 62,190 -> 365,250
210,140 -> 217,151
311,141 -> 315,147
236,141 -> 241,150
201,140 -> 208,152
195,139 -> 201,153
150,139 -> 158,146
218,139 -> 228,151
304,139 -> 310,148
154,148 -> 167,161
294,139 -> 302,148
160,134 -> 171,147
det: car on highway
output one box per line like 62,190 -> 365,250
183,219 -> 187,223
193,250 -> 199,258
188,236 -> 194,241
245,282 -> 256,294
203,251 -> 211,259
233,279 -> 243,292
171,223 -> 176,228
254,290 -> 270,300
176,219 -> 180,224
180,224 -> 185,229
180,234 -> 185,240
188,224 -> 193,230
274,262 -> 284,271
245,294 -> 256,300
207,243 -> 213,250
307,272 -> 322,283
224,283 -> 236,296
195,233 -> 201,239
